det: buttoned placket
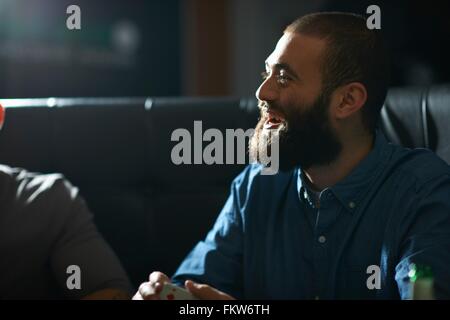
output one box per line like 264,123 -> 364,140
311,189 -> 341,300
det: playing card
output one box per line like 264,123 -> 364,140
159,283 -> 197,300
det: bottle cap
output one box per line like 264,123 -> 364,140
408,263 -> 434,283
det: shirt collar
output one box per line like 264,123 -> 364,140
297,130 -> 392,213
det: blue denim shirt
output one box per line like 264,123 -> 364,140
172,131 -> 450,299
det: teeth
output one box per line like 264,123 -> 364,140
265,112 -> 284,123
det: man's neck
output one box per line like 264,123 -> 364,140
303,133 -> 374,192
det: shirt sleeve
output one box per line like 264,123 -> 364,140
48,178 -> 133,299
395,174 -> 450,299
171,169 -> 249,299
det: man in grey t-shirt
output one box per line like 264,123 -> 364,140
0,164 -> 132,299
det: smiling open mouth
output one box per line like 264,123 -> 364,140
264,111 -> 286,129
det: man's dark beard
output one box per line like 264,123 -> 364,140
249,92 -> 342,172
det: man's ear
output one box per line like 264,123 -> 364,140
333,82 -> 367,120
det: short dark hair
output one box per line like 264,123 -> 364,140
285,12 -> 390,133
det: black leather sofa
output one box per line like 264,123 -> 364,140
1,84 -> 449,288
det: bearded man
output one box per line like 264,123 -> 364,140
134,12 -> 450,300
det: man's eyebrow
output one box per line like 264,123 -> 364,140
265,61 -> 300,80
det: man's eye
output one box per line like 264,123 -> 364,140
276,74 -> 290,85
261,71 -> 269,80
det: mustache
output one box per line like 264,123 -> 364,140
257,101 -> 270,118
258,100 -> 269,111
257,100 -> 285,117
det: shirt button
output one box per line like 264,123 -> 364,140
318,235 -> 326,243
349,201 -> 356,209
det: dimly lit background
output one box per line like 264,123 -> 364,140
0,0 -> 449,98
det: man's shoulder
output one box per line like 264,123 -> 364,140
233,163 -> 295,187
230,164 -> 295,204
0,164 -> 78,208
389,145 -> 450,188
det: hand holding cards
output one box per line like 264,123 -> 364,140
159,282 -> 197,300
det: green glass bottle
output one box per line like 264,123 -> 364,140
408,263 -> 435,300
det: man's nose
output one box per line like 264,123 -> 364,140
255,77 -> 278,102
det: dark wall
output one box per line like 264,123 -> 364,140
0,0 -> 181,98
321,0 -> 450,87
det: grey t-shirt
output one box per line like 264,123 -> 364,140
0,164 -> 132,299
